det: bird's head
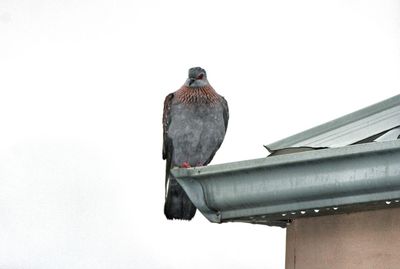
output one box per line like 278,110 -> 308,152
184,67 -> 209,88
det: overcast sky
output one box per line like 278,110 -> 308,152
1,1 -> 400,268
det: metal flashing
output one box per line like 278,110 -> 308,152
265,94 -> 400,152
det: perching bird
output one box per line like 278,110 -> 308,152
162,67 -> 229,220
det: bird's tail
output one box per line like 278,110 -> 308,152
164,174 -> 196,220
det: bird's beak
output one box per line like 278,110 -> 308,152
188,78 -> 195,86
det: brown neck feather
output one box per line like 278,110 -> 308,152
175,85 -> 220,104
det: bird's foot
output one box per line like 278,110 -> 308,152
181,162 -> 191,168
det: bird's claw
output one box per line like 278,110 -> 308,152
181,162 -> 191,168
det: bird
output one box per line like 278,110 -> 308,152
162,67 -> 229,220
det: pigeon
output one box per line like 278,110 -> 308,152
162,67 -> 229,220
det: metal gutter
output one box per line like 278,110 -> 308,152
172,140 -> 400,227
265,94 -> 400,152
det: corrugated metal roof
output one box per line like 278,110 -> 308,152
173,140 -> 400,227
265,94 -> 400,153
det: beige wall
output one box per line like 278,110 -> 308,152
286,207 -> 400,269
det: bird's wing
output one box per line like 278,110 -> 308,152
221,96 -> 229,131
162,93 -> 174,160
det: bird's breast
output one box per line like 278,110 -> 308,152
168,102 -> 226,166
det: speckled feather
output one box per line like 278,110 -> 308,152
163,85 -> 228,166
175,85 -> 220,105
163,85 -> 228,163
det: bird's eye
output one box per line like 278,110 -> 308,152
197,73 -> 204,80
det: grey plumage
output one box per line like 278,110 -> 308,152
162,67 -> 229,220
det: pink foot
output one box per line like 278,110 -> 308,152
181,162 -> 191,168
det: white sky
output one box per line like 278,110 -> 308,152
0,1 -> 400,268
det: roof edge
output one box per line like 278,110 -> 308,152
266,94 -> 400,151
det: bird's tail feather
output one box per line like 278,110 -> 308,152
164,177 -> 196,220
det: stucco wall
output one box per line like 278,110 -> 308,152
286,207 -> 400,269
